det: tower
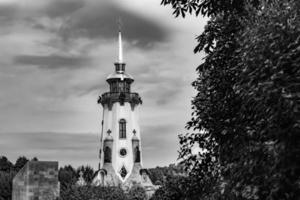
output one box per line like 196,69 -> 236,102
93,29 -> 154,192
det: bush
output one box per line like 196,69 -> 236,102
127,185 -> 147,200
59,185 -> 128,200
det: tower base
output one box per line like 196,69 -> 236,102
92,163 -> 158,198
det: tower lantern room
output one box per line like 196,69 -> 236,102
98,31 -> 142,110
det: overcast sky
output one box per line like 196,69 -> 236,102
0,0 -> 206,169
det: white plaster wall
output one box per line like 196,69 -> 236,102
100,101 -> 142,182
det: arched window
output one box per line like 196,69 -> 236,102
104,146 -> 111,163
119,119 -> 126,139
134,146 -> 141,163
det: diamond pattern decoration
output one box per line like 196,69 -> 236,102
120,166 -> 127,179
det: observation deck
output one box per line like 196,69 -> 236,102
98,92 -> 142,110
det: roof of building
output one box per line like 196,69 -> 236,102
107,72 -> 133,81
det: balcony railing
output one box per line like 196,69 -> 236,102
98,92 -> 142,107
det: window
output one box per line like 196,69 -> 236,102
119,119 -> 126,139
119,148 -> 127,157
118,82 -> 124,92
110,82 -> 118,93
104,146 -> 112,163
125,82 -> 130,92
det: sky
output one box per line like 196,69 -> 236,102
0,0 -> 207,169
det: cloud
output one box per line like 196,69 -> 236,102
0,132 -> 99,167
141,124 -> 180,166
139,74 -> 186,106
0,2 -> 19,32
0,130 -> 177,168
0,0 -> 201,169
13,54 -> 90,69
48,1 -> 168,48
0,0 -> 169,49
0,3 -> 16,19
43,0 -> 85,18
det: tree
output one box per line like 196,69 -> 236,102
76,165 -> 95,184
0,156 -> 13,172
150,176 -> 184,200
14,156 -> 29,172
59,186 -> 128,200
127,185 -> 147,200
31,157 -> 38,161
148,164 -> 186,184
0,171 -> 16,200
59,165 -> 77,189
150,175 -> 202,200
162,0 -> 300,199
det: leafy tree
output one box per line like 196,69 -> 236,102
127,185 -> 147,200
13,156 -> 29,172
150,175 -> 201,200
0,156 -> 35,200
0,156 -> 13,172
59,165 -> 77,189
150,176 -> 183,200
0,171 -> 16,200
162,0 -> 300,199
31,157 -> 38,161
59,185 -> 127,200
76,165 -> 95,184
148,164 -> 186,184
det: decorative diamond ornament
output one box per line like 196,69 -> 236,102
120,166 -> 127,179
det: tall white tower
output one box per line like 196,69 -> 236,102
93,30 -> 154,191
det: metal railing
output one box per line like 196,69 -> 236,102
99,92 -> 142,105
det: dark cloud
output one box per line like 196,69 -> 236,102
55,2 -> 168,48
0,3 -> 19,30
0,1 -> 168,48
44,0 -> 85,18
13,54 -> 90,69
0,3 -> 17,19
139,76 -> 185,106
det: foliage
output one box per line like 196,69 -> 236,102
150,175 -> 202,200
148,163 -> 185,184
127,185 -> 147,200
31,157 -> 38,161
162,0 -> 300,199
58,165 -> 77,189
76,165 -> 95,184
0,171 -> 16,200
0,156 -> 38,200
150,176 -> 184,200
0,156 -> 13,172
0,157 -> 140,200
13,156 -> 29,172
59,185 -> 127,200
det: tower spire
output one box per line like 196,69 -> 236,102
118,18 -> 123,63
